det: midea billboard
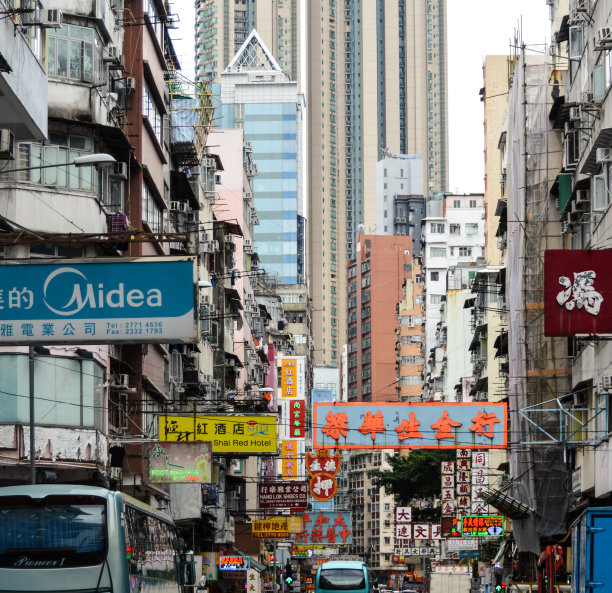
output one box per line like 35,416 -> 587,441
0,257 -> 197,344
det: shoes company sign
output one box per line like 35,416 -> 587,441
0,257 -> 197,344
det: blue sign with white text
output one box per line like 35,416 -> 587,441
0,257 -> 196,343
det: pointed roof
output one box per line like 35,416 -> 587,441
224,29 -> 283,74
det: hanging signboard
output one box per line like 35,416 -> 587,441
544,249 -> 612,335
0,257 -> 197,344
292,511 -> 352,545
258,482 -> 309,509
148,441 -> 212,483
313,402 -> 507,449
460,515 -> 504,537
159,415 -> 277,453
219,556 -> 250,571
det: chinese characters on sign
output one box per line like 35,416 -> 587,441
281,399 -> 306,439
293,512 -> 352,545
461,515 -> 504,537
280,357 -> 305,398
0,258 -> 197,344
290,400 -> 306,438
282,440 -> 299,480
158,415 -> 277,453
148,442 -> 212,483
219,556 -> 250,571
313,402 -> 507,449
544,249 -> 612,335
252,517 -> 303,539
306,449 -> 341,502
258,482 -> 308,509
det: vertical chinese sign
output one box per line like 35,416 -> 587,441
280,357 -> 306,481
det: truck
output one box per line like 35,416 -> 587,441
429,571 -> 471,593
571,506 -> 612,593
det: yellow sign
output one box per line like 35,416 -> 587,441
159,415 -> 277,453
282,440 -> 299,479
281,358 -> 298,398
252,516 -> 291,539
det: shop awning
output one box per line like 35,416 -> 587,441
468,324 -> 487,351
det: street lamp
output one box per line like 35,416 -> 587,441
0,153 -> 117,174
4,152 -> 118,485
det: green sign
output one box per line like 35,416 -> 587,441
148,441 -> 212,483
461,515 -> 504,537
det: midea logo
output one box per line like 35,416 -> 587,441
43,267 -> 162,316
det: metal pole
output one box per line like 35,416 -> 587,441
29,345 -> 35,485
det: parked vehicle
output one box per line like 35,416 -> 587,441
0,485 -> 196,593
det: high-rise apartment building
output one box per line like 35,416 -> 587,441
216,31 -> 305,286
308,0 -> 447,367
195,0 -> 300,83
194,2 -> 447,368
346,234 -> 414,402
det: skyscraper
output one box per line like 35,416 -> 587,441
216,31 -> 304,285
308,0 -> 448,367
195,0 -> 301,83
195,1 -> 448,367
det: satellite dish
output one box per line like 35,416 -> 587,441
357,224 -> 365,233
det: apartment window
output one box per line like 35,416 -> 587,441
465,223 -> 479,234
430,295 -> 443,304
429,222 -> 445,233
469,200 -> 477,208
430,247 -> 446,257
459,247 -> 473,257
143,83 -> 163,145
453,199 -> 460,208
430,271 -> 439,281
48,24 -> 100,82
449,223 -> 460,234
144,0 -> 164,47
17,135 -> 95,191
142,183 -> 163,232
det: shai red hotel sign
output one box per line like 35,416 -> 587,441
545,249 -> 612,336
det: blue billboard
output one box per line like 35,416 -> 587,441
0,257 -> 197,343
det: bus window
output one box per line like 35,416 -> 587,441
0,494 -> 107,568
319,569 -> 366,590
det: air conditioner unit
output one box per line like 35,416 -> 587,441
210,240 -> 219,251
576,189 -> 590,204
201,374 -> 213,384
0,129 -> 15,161
577,91 -> 592,104
125,77 -> 136,92
170,201 -> 181,211
224,234 -> 234,243
199,241 -> 214,254
104,45 -> 119,61
596,147 -> 612,163
200,294 -> 210,305
110,161 -> 128,179
569,106 -> 582,122
598,27 -> 612,45
40,9 -> 62,27
113,373 -> 130,388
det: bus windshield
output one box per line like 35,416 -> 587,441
319,569 -> 366,591
0,494 -> 107,568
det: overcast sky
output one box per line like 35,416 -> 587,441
447,1 -> 550,193
169,1 -> 551,195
